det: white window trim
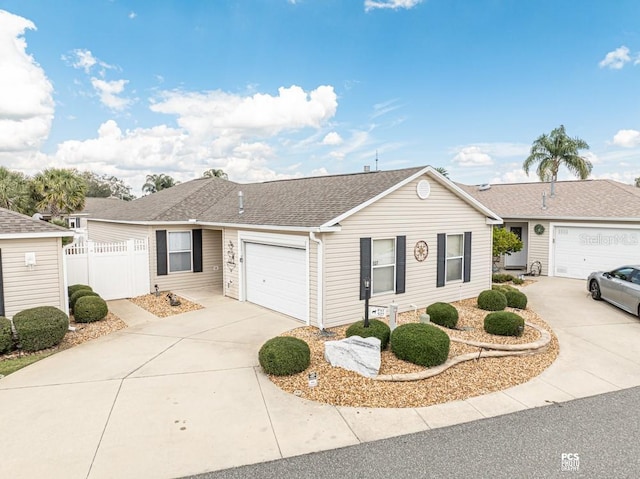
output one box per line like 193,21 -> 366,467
371,237 -> 396,296
446,233 -> 464,283
168,230 -> 192,273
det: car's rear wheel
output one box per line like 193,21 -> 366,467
590,280 -> 601,300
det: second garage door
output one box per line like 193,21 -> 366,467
244,242 -> 308,321
553,226 -> 640,279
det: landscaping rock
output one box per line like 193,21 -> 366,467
324,335 -> 381,378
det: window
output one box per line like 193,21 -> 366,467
168,231 -> 192,272
68,217 -> 79,229
372,238 -> 395,294
446,234 -> 464,282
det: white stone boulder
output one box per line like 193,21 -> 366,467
324,336 -> 381,378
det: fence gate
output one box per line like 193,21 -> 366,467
64,239 -> 150,300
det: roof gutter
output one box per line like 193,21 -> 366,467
309,232 -> 324,330
0,231 -> 74,239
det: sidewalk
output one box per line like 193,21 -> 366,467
0,278 -> 639,479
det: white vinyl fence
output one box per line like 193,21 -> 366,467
64,239 -> 150,300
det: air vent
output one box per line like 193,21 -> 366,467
416,180 -> 431,199
478,184 -> 491,191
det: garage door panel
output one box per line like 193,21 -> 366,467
554,227 -> 640,279
245,242 -> 307,320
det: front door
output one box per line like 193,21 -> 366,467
504,224 -> 527,269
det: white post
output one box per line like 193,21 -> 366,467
388,303 -> 398,331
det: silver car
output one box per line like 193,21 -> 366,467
587,265 -> 640,317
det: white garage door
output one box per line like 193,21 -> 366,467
244,242 -> 308,320
553,226 -> 640,279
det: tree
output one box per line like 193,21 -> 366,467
81,171 -> 135,200
523,125 -> 592,182
493,227 -> 523,259
202,168 -> 228,180
31,168 -> 87,219
142,173 -> 178,194
635,177 -> 640,188
0,166 -> 34,215
434,167 -> 449,178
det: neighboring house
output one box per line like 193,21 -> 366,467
0,208 -> 73,318
460,180 -> 640,280
87,166 -> 502,328
65,197 -> 125,237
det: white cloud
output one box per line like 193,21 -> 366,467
490,168 -> 537,184
322,131 -> 343,145
371,98 -> 402,119
365,0 -> 423,12
451,146 -> 494,166
150,85 -> 338,140
0,10 -> 54,153
90,77 -> 132,111
128,12 -> 137,19
599,46 -> 632,70
63,48 -> 114,75
612,129 -> 640,147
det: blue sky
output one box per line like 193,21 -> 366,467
1,0 -> 639,195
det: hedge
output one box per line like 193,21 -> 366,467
13,306 -> 69,352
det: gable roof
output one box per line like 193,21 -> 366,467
0,208 -> 73,239
91,166 -> 502,230
458,179 -> 640,221
77,197 -> 127,216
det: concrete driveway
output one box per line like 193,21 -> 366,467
1,278 -> 639,479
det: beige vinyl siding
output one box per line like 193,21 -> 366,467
525,220 -> 550,276
150,227 -> 223,292
1,238 -> 66,318
222,228 -> 240,299
322,176 -> 493,328
87,220 -> 150,242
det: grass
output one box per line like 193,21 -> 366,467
0,352 -> 54,377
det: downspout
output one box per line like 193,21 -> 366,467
309,232 -> 324,330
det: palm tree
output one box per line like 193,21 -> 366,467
635,177 -> 640,188
523,125 -> 592,183
31,168 -> 87,219
142,173 -> 177,194
0,166 -> 32,214
202,168 -> 228,180
433,166 -> 449,178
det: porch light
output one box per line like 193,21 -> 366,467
363,277 -> 371,328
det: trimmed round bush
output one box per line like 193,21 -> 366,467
259,336 -> 311,376
477,289 -> 507,311
74,296 -> 109,323
504,289 -> 528,309
68,284 -> 92,297
390,323 -> 450,367
70,289 -> 100,311
345,319 -> 390,350
426,302 -> 459,329
492,284 -> 516,294
0,316 -> 14,354
512,277 -> 524,285
13,306 -> 69,352
484,311 -> 525,337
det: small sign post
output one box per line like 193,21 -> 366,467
308,372 -> 318,388
368,305 -> 388,318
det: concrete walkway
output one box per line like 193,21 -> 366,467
1,278 -> 639,479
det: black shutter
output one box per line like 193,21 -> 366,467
463,231 -> 472,283
436,233 -> 446,287
192,229 -> 203,273
0,249 -> 5,317
395,236 -> 406,294
360,237 -> 371,300
156,230 -> 168,276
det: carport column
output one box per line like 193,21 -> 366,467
309,232 -> 324,330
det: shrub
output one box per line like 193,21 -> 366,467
492,284 -> 516,294
512,277 -> 524,285
477,289 -> 507,311
0,316 -> 14,354
259,336 -> 311,376
492,273 -> 515,283
70,290 -> 100,311
345,319 -> 390,350
74,296 -> 109,323
68,284 -> 92,297
390,323 -> 450,367
504,289 -> 528,309
484,311 -> 525,336
426,302 -> 459,329
13,306 -> 69,352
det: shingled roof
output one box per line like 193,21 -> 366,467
0,208 -> 73,237
458,179 -> 640,220
91,166 -> 500,228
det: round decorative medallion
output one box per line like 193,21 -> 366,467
414,240 -> 429,262
416,180 -> 431,199
534,224 -> 545,235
